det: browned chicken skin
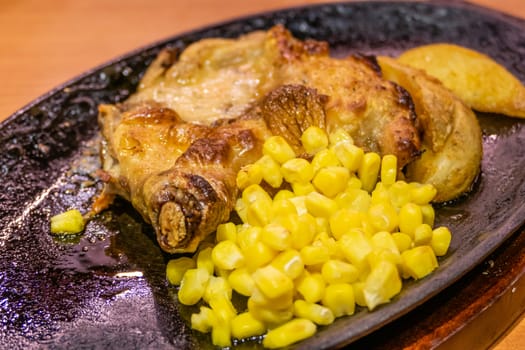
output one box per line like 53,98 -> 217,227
97,25 -> 424,253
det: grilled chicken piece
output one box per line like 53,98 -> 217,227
128,25 -> 420,167
97,86 -> 327,253
97,26 -> 423,253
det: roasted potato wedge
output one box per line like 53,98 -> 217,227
378,56 -> 482,202
396,43 -> 525,118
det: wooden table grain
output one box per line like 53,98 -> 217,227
0,1 -> 524,349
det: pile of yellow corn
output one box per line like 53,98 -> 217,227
167,127 -> 452,348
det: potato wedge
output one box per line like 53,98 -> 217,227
397,43 -> 525,118
378,56 -> 482,202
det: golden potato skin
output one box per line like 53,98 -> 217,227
397,43 -> 525,118
378,56 -> 482,202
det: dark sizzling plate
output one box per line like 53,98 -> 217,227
1,1 -> 525,349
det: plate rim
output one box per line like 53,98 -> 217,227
1,1 -> 525,349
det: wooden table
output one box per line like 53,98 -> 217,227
0,1 -> 523,349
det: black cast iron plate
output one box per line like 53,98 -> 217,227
1,1 -> 525,349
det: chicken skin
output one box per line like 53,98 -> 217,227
97,26 -> 429,253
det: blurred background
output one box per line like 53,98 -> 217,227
0,0 -> 524,119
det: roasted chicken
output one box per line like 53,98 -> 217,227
97,25 -> 480,253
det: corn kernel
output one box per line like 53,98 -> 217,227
305,192 -> 339,218
209,298 -> 236,347
321,260 -> 359,284
246,200 -> 273,227
203,276 -> 232,303
289,195 -> 308,215
263,318 -> 317,349
387,181 -> 411,207
329,208 -> 362,239
263,135 -> 296,164
191,306 -> 216,333
399,203 -> 423,237
335,188 -> 370,213
401,246 -> 438,279
293,299 -> 335,326
371,231 -> 399,253
281,158 -> 314,183
328,128 -> 353,145
290,214 -> 317,250
314,217 -> 330,234
228,267 -> 255,296
300,245 -> 331,266
166,257 -> 195,286
358,152 -> 381,192
216,222 -> 237,242
211,323 -> 231,347
252,286 -> 294,312
212,240 -> 245,270
346,176 -> 363,189
178,267 -> 210,305
370,182 -> 390,204
367,201 -> 399,233
196,246 -> 215,275
410,183 -> 437,205
236,224 -> 247,233
261,223 -> 292,251
242,183 -> 272,205
209,296 -> 237,321
312,166 -> 350,198
367,248 -> 403,270
296,272 -> 325,303
413,223 -> 433,246
363,260 -> 402,310
312,232 -> 346,260
339,229 -> 373,271
311,148 -> 341,174
50,209 -> 85,234
271,250 -> 304,280
231,312 -> 266,339
243,241 -> 277,271
359,212 -> 376,237
380,155 -> 397,185
250,286 -> 294,310
236,226 -> 262,251
312,231 -> 336,250
322,283 -> 355,317
352,282 -> 367,307
332,141 -> 364,172
301,126 -> 329,154
252,265 -> 294,299
235,198 -> 248,223
391,232 -> 413,252
420,204 -> 435,226
431,226 -> 452,256
274,189 -> 295,201
272,198 -> 298,219
236,163 -> 263,190
255,155 -> 283,188
248,298 -> 294,325
291,181 -> 316,195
